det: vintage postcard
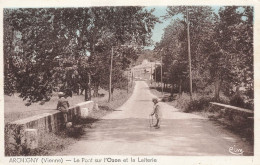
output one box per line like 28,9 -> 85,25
0,0 -> 259,165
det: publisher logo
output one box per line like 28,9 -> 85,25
229,145 -> 244,155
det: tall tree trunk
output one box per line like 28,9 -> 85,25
214,76 -> 222,102
179,79 -> 182,97
171,83 -> 174,97
93,82 -> 99,97
84,85 -> 92,101
111,87 -> 114,101
76,84 -> 80,95
84,73 -> 92,101
88,73 -> 91,100
84,85 -> 89,101
80,88 -> 84,95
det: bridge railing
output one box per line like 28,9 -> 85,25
208,102 -> 253,141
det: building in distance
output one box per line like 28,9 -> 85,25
131,59 -> 160,81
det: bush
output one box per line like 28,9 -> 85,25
230,94 -> 245,108
5,130 -> 68,156
184,97 -> 213,113
175,93 -> 191,110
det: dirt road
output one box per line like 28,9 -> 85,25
56,81 -> 253,156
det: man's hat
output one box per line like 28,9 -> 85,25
58,92 -> 65,97
152,98 -> 158,102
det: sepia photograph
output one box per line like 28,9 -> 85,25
1,0 -> 258,164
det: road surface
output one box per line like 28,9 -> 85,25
56,81 -> 253,156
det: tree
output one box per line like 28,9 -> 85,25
4,9 -> 18,95
86,7 -> 159,100
154,18 -> 189,96
4,7 -> 159,104
205,6 -> 253,102
153,6 -> 253,109
158,6 -> 228,98
4,8 -> 90,103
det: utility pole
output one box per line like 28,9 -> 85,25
127,69 -> 129,93
154,62 -> 156,87
131,71 -> 133,87
109,45 -> 135,102
150,63 -> 152,85
186,6 -> 193,100
88,72 -> 91,100
161,50 -> 163,95
108,46 -> 113,102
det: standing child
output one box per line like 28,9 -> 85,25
150,98 -> 162,129
57,92 -> 70,125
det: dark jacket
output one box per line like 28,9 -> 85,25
57,97 -> 70,113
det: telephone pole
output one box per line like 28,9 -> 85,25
154,62 -> 157,87
109,45 -> 135,102
150,64 -> 152,85
161,50 -> 163,95
108,46 -> 114,102
186,7 -> 193,100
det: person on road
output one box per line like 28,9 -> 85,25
57,92 -> 70,125
150,98 -> 162,129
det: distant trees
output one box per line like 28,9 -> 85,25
4,7 -> 159,104
154,6 -> 214,96
154,6 -> 253,108
135,50 -> 160,64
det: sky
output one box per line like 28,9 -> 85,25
145,6 -> 171,50
145,6 -> 221,50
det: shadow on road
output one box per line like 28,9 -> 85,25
76,118 -> 253,156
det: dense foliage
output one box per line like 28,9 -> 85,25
154,6 -> 253,109
4,7 -> 159,104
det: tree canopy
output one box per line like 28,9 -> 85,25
4,7 -> 160,104
154,6 -> 253,109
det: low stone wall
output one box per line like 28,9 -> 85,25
5,101 -> 94,150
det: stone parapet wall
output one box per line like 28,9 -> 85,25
209,102 -> 253,123
5,101 -> 94,150
208,102 -> 254,141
